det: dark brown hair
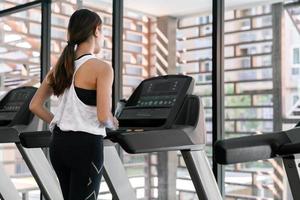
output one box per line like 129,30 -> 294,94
48,9 -> 102,96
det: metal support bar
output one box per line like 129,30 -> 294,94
282,155 -> 300,200
181,150 -> 222,200
41,0 -> 51,82
212,0 -> 225,195
272,4 -> 284,200
112,0 -> 124,162
102,141 -> 137,200
157,151 -> 177,200
40,2 -> 51,199
0,0 -> 42,17
272,3 -> 283,132
112,0 -> 123,111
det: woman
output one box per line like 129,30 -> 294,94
29,9 -> 118,200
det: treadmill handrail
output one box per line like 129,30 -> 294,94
0,127 -> 20,143
214,131 -> 292,164
19,131 -> 52,148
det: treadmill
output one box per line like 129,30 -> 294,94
0,86 -> 63,200
0,86 -> 136,200
107,75 -> 222,200
215,124 -> 300,200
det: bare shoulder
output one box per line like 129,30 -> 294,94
87,58 -> 113,76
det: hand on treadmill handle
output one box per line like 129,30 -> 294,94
99,117 -> 119,130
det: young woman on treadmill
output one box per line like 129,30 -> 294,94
29,9 -> 118,200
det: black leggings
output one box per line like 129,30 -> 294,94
50,126 -> 104,200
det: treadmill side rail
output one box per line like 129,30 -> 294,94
103,143 -> 137,200
181,150 -> 222,200
0,162 -> 21,200
16,144 -> 64,200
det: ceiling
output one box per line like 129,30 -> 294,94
95,0 -> 285,17
124,0 -> 284,17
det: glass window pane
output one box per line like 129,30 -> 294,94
224,4 -> 274,198
224,1 -> 295,199
0,7 -> 41,198
293,48 -> 300,64
122,1 -> 212,199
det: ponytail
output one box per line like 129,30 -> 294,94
48,9 -> 102,96
48,43 -> 76,96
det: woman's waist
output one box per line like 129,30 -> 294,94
51,126 -> 104,148
53,125 -> 104,139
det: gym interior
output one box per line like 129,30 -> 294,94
1,0 -> 300,200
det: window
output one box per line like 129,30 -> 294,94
205,74 -> 212,82
0,5 -> 42,198
241,20 -> 251,30
293,95 -> 299,104
241,58 -> 251,67
197,75 -> 203,82
292,67 -> 300,75
293,48 -> 300,64
240,48 -> 248,55
205,62 -> 212,72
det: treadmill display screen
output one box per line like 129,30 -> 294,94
134,79 -> 184,107
0,90 -> 30,112
0,87 -> 36,126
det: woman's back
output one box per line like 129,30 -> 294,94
73,54 -> 112,106
74,54 -> 98,91
49,54 -> 108,136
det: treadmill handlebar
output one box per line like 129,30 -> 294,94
0,127 -> 20,143
214,127 -> 300,165
19,131 -> 52,148
214,131 -> 290,164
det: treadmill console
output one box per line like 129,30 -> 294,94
108,75 -> 206,153
0,87 -> 37,126
118,75 -> 194,129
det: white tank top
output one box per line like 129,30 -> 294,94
49,55 -> 106,136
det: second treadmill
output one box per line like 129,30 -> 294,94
108,75 -> 222,200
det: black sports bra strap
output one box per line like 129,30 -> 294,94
75,53 -> 92,61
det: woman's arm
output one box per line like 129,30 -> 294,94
29,72 -> 54,124
95,61 -> 118,129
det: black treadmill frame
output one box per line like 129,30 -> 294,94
282,155 -> 300,199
